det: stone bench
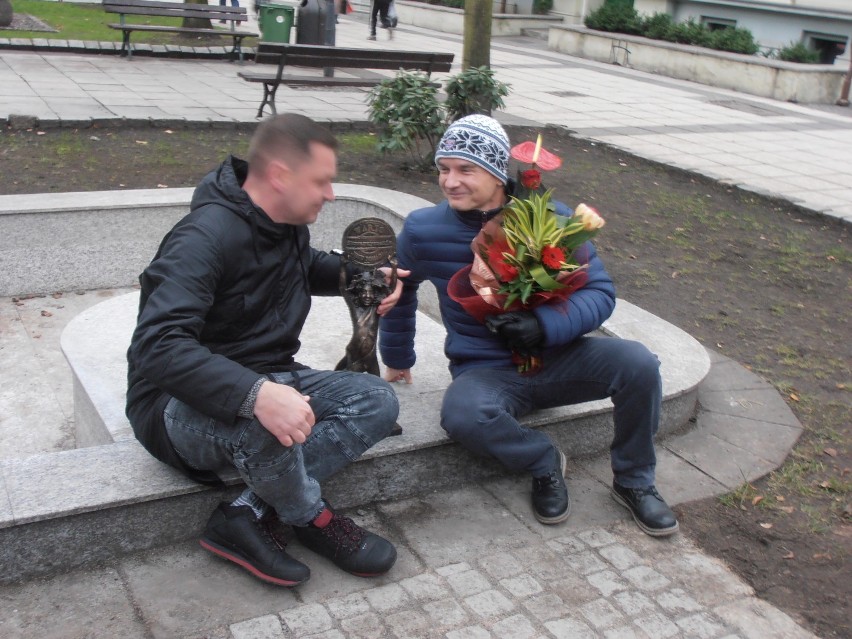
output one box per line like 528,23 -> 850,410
0,185 -> 710,583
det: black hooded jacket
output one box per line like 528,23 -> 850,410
126,156 -> 343,484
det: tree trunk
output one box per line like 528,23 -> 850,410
182,0 -> 213,30
463,0 -> 491,71
0,0 -> 14,29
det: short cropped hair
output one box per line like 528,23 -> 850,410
247,113 -> 338,175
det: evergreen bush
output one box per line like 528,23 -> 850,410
366,67 -> 511,167
709,26 -> 759,54
585,5 -> 762,57
532,0 -> 552,15
443,66 -> 510,123
776,41 -> 820,64
584,3 -> 642,35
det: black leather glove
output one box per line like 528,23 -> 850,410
485,311 -> 544,356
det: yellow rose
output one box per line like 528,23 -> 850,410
574,203 -> 606,230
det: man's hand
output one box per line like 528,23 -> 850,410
384,367 -> 412,384
253,382 -> 315,447
377,267 -> 411,316
485,311 -> 544,356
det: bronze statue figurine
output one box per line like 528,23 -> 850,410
335,218 -> 398,377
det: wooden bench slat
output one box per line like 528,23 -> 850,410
108,24 -> 256,37
105,7 -> 249,21
242,42 -> 455,118
102,0 -> 256,61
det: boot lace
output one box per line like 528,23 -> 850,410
257,514 -> 289,551
533,471 -> 561,491
319,514 -> 367,554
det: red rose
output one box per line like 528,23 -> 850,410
520,169 -> 541,190
541,245 -> 565,269
486,240 -> 519,282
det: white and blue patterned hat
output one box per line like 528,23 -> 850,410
434,114 -> 510,184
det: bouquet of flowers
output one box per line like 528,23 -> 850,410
448,135 -> 605,372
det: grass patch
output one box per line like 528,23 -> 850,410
5,0 -> 258,46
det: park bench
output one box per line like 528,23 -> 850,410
103,0 -> 258,62
239,42 -> 455,117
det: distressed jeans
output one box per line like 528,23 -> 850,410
441,336 -> 662,487
164,369 -> 398,525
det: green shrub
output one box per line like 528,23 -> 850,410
661,18 -> 711,47
640,12 -> 673,41
532,0 -> 553,15
709,26 -> 759,54
776,41 -> 820,64
595,8 -> 760,57
443,66 -> 510,123
366,66 -> 511,167
584,3 -> 642,35
367,71 -> 445,167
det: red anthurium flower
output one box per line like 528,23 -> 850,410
541,245 -> 565,269
520,169 -> 542,190
510,140 -> 562,171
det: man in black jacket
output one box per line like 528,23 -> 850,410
127,114 -> 404,587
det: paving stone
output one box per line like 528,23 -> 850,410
576,528 -> 618,548
674,611 -> 729,638
604,626 -> 652,639
325,592 -> 371,619
580,598 -> 625,629
446,626 -> 490,639
598,544 -> 644,570
362,582 -> 410,612
656,588 -> 703,613
548,572 -> 601,605
586,569 -> 629,596
654,552 -> 753,606
546,534 -> 587,554
622,565 -> 671,591
280,603 -> 333,636
567,550 -> 609,575
436,562 -> 471,576
522,592 -> 571,622
491,613 -> 538,639
399,573 -> 449,601
447,569 -> 492,597
304,630 -> 345,639
339,612 -> 386,639
229,614 -> 285,639
544,616 -> 597,638
465,589 -> 516,619
713,598 -> 818,639
612,590 -> 657,616
479,551 -> 526,579
633,611 -> 681,638
384,609 -> 432,638
499,574 -> 544,598
422,597 -> 470,627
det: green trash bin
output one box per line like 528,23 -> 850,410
257,2 -> 295,43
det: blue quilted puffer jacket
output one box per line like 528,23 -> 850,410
379,198 -> 617,377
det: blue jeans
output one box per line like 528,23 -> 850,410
441,337 -> 661,488
164,369 -> 398,526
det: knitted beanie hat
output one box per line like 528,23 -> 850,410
434,114 -> 510,184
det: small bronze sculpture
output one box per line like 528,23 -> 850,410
335,218 -> 398,377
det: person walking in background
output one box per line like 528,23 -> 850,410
218,0 -> 239,24
368,0 -> 396,40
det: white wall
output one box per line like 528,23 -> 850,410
634,0 -> 852,65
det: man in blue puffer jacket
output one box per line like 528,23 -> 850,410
378,115 -> 678,537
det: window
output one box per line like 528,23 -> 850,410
701,16 -> 736,32
803,31 -> 848,65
